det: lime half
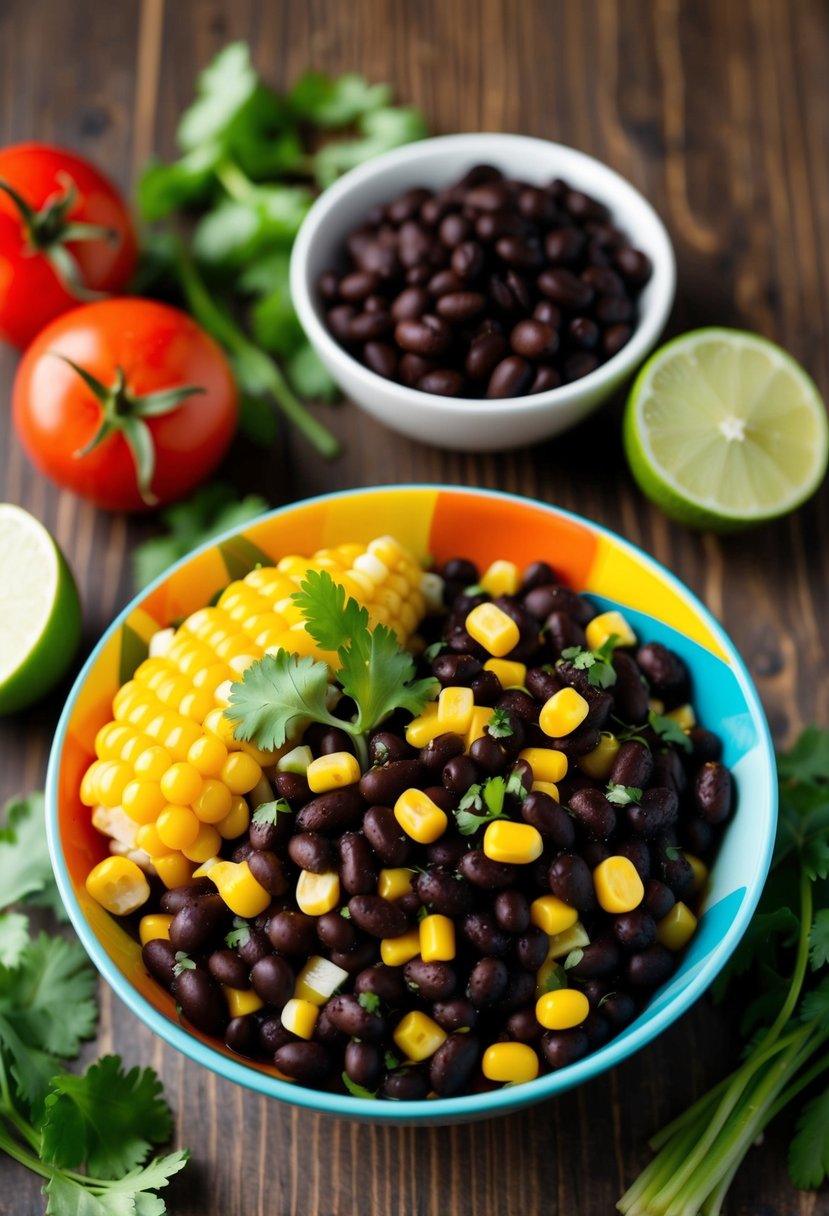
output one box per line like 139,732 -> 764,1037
0,504 -> 82,714
624,328 -> 829,530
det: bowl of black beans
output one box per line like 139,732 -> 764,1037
291,134 -> 676,448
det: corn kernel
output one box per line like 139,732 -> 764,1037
437,685 -> 474,733
393,1010 -> 447,1062
224,986 -> 264,1018
378,868 -> 416,901
394,789 -> 448,844
666,703 -> 696,731
156,805 -> 201,850
530,895 -> 579,937
683,852 -> 709,896
519,747 -> 568,784
212,860 -> 271,917
465,602 -> 520,657
95,722 -> 135,760
483,820 -> 543,865
281,998 -> 319,1040
536,988 -> 590,1030
535,958 -> 568,1000
658,902 -> 698,951
547,920 -> 590,960
160,762 -> 203,806
179,689 -> 215,723
577,732 -> 621,781
405,702 -> 443,748
465,705 -> 494,751
121,780 -> 166,825
162,719 -> 203,761
380,929 -> 422,967
484,658 -> 527,688
482,1042 -> 539,1084
585,610 -> 637,652
306,751 -> 361,793
593,856 -> 645,913
294,956 -> 350,1005
296,869 -> 341,916
120,732 -> 153,766
216,796 -> 250,840
480,559 -> 521,598
139,914 -> 173,945
182,823 -> 223,863
539,687 -> 589,738
95,761 -> 132,808
203,706 -> 240,747
154,853 -> 196,889
419,914 -> 455,962
187,734 -> 228,777
221,752 -> 262,795
192,779 -> 233,824
86,856 -> 150,915
135,823 -> 173,859
133,745 -> 172,782
531,780 -> 560,801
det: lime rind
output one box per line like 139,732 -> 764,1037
624,328 -> 829,529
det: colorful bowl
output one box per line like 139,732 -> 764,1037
46,486 -> 775,1124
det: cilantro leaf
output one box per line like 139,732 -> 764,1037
357,992 -> 381,1014
173,953 -> 195,978
487,708 -> 514,739
423,641 -> 447,661
789,1086 -> 829,1189
559,638 -> 618,689
341,1072 -> 377,1100
455,777 -> 508,835
45,1149 -> 189,1216
133,483 -> 268,590
458,784 -> 483,814
482,777 -> 507,817
606,783 -> 643,807
225,649 -> 340,753
289,72 -> 391,128
176,42 -> 260,152
800,977 -> 829,1031
285,342 -> 338,403
563,949 -> 584,970
455,809 -> 492,836
0,793 -> 65,917
41,1056 -> 173,1178
314,107 -> 428,188
0,913 -> 31,968
648,709 -> 693,753
777,727 -> 829,784
251,799 -> 292,826
810,909 -> 829,970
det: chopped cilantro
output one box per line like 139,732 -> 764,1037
173,951 -> 196,977
252,798 -> 292,825
648,708 -> 693,753
357,992 -> 381,1014
341,1073 -> 378,1099
487,707 -> 514,739
559,636 -> 618,689
606,782 -> 643,807
423,641 -> 448,662
225,918 -> 251,949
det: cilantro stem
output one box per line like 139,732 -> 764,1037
0,1124 -> 53,1181
214,158 -> 258,204
171,241 -> 341,459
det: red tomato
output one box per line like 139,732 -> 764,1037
13,299 -> 239,512
0,143 -> 138,347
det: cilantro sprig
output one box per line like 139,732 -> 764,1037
558,636 -> 618,689
0,794 -> 189,1213
455,772 -> 527,835
619,728 -> 829,1213
225,569 -> 438,768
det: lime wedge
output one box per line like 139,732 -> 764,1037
0,504 -> 82,714
624,328 -> 829,530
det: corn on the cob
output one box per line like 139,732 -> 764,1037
82,535 -> 429,913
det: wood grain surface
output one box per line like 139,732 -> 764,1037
1,0 -> 828,1212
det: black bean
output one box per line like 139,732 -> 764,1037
442,754 -> 481,795
318,270 -> 340,300
657,846 -> 695,899
520,790 -> 576,848
652,748 -> 688,798
415,867 -> 475,916
569,938 -> 620,980
363,341 -> 399,379
340,271 -> 380,302
636,642 -> 689,702
429,269 -> 464,296
544,227 -> 587,265
567,788 -> 617,839
288,832 -> 337,874
627,944 -> 675,988
159,880 -> 215,914
645,879 -> 675,921
394,314 -> 453,357
208,948 -> 249,989
391,286 -> 431,321
381,1068 -> 430,1100
405,959 -> 457,1001
508,318 -> 559,359
494,889 -> 531,933
326,994 -> 385,1041
600,991 -> 638,1030
694,762 -> 733,825
423,784 -> 456,814
327,303 -> 357,341
603,324 -> 633,357
616,838 -> 652,884
348,895 -> 410,939
549,853 -> 595,912
612,652 -> 650,723
142,940 -> 178,990
259,1016 -> 294,1055
225,1014 -> 258,1057
461,911 -> 512,956
247,850 -> 288,895
544,610 -> 586,655
349,310 -> 393,341
362,805 -> 412,866
627,787 -> 679,837
581,265 -> 625,295
174,968 -> 227,1036
684,817 -> 714,857
339,832 -> 377,895
538,268 -> 594,310
610,740 -> 654,789
267,911 -> 318,956
168,894 -> 227,953
417,369 -> 466,397
432,997 -> 478,1032
688,727 -> 723,764
563,352 -> 600,381
516,926 -> 550,970
465,182 -> 510,211
426,835 -> 469,866
275,1041 -> 331,1084
524,666 -> 563,700
614,247 -> 652,285
486,355 -> 534,399
436,291 -> 487,323
468,957 -> 509,1007
251,955 -> 294,1009
613,908 -> 658,952
468,733 -> 509,775
470,671 -> 505,708
420,732 -> 466,773
296,788 -> 365,834
345,1040 -> 383,1089
439,212 -> 471,247
495,234 -> 543,269
541,1029 -> 590,1069
452,240 -> 485,281
329,939 -> 380,974
582,840 -> 611,869
355,964 -> 406,1005
388,187 -> 432,224
237,926 -> 271,968
430,1033 -> 481,1096
317,910 -> 356,952
458,850 -> 517,890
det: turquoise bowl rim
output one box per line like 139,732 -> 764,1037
46,485 -> 777,1124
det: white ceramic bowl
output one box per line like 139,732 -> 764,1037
291,133 -> 676,450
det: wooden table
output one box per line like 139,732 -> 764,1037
1,1 -> 828,1212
